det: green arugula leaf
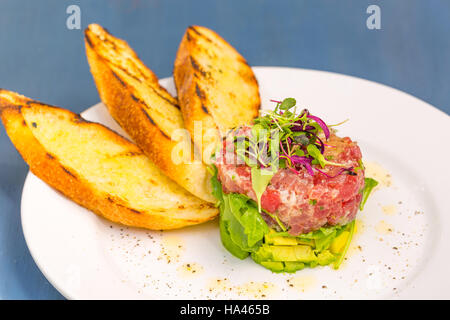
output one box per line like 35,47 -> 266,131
211,167 -> 249,259
279,98 -> 296,110
210,165 -> 223,204
227,193 -> 269,247
222,194 -> 256,251
219,216 -> 249,259
306,144 -> 326,167
307,144 -> 347,168
359,177 -> 379,210
212,167 -> 268,254
251,167 -> 275,212
279,158 -> 287,169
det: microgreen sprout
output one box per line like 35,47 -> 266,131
234,98 -> 355,179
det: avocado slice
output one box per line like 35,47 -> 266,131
265,235 -> 298,246
256,244 -> 316,262
316,250 -> 336,266
260,261 -> 285,273
296,238 -> 315,246
284,261 -> 305,273
330,230 -> 350,254
265,232 -> 316,246
252,241 -> 339,272
251,244 -> 272,263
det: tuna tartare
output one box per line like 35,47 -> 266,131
211,98 -> 378,273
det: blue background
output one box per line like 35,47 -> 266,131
0,0 -> 448,299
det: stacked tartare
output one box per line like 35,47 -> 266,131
211,98 -> 377,272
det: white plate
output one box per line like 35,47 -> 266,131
21,67 -> 450,299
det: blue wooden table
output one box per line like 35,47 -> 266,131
0,0 -> 448,299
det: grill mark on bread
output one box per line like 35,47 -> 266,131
104,37 -> 117,50
159,130 -> 170,139
186,31 -> 192,42
115,151 -> 141,157
195,84 -> 206,100
190,57 -> 207,77
188,26 -> 213,43
195,85 -> 210,114
141,108 -> 156,125
188,26 -> 202,36
99,52 -> 156,88
25,100 -> 60,110
147,85 -> 180,108
136,101 -> 172,138
116,65 -> 141,83
106,196 -> 142,214
131,91 -> 172,113
112,71 -> 126,87
103,56 -> 179,109
46,153 -> 55,160
131,94 -> 140,103
88,34 -> 179,110
127,58 -> 150,82
84,34 -> 93,48
108,63 -> 142,83
127,207 -> 142,214
90,28 -> 117,50
0,103 -> 22,115
61,166 -> 77,179
140,108 -> 170,139
117,203 -> 142,215
95,50 -> 142,82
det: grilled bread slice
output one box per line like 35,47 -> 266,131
174,26 -> 260,163
0,90 -> 217,230
85,24 -> 215,203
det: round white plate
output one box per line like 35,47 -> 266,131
21,67 -> 450,299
